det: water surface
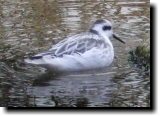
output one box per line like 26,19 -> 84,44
0,0 -> 150,107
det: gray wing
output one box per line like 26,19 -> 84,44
31,33 -> 107,59
52,39 -> 107,57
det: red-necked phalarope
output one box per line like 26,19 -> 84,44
25,19 -> 125,72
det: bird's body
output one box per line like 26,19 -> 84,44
25,19 -> 125,72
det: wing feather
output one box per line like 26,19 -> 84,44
33,33 -> 107,58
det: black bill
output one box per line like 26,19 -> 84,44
113,34 -> 125,44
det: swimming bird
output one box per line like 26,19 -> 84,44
25,19 -> 125,72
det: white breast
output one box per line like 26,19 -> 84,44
43,46 -> 114,72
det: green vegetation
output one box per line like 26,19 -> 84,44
128,45 -> 150,73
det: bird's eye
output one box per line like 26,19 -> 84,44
102,26 -> 111,31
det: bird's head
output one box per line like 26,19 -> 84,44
90,19 -> 125,44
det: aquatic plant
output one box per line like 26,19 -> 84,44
128,45 -> 150,73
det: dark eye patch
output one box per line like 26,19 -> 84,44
102,25 -> 111,31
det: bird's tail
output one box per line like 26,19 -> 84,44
24,56 -> 45,65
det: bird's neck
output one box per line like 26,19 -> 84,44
90,29 -> 114,50
100,33 -> 113,50
89,29 -> 99,35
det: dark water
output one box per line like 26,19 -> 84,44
0,0 -> 150,107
